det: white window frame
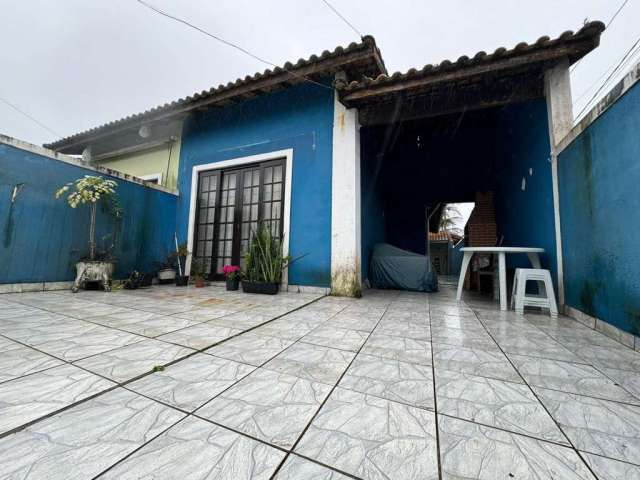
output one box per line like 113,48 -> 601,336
185,149 -> 294,285
139,172 -> 163,184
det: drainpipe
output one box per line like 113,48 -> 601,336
544,59 -> 573,307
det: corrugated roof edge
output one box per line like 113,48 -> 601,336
335,21 -> 605,93
45,35 -> 385,151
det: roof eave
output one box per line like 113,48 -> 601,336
337,21 -> 605,107
46,36 -> 385,153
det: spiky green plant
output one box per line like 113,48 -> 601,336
244,226 -> 291,283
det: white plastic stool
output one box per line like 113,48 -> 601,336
510,268 -> 558,318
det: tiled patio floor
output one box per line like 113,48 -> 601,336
1,285 -> 640,479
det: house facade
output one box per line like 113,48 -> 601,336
44,23 -> 604,297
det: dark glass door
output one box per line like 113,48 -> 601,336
193,159 -> 286,279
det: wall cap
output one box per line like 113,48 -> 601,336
0,134 -> 179,196
557,61 -> 640,154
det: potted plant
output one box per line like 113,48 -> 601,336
190,257 -> 208,288
55,175 -> 120,293
222,265 -> 241,291
242,226 -> 291,295
157,255 -> 177,284
175,243 -> 190,286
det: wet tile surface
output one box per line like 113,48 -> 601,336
206,331 -> 294,366
534,387 -> 640,464
128,353 -> 255,411
582,453 -> 640,480
295,387 -> 439,480
432,343 -> 523,383
273,454 -> 352,479
436,369 -> 566,443
361,332 -> 432,365
301,325 -> 369,352
264,342 -> 355,385
198,368 -> 331,449
0,364 -> 115,435
74,339 -> 194,383
438,416 -> 596,480
3,285 -> 640,479
339,353 -> 435,409
509,355 -> 640,405
0,388 -> 184,479
157,323 -> 243,349
98,416 -> 285,479
0,338 -> 63,383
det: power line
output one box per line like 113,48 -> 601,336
606,0 -> 631,28
575,35 -> 640,120
0,96 -> 62,139
574,37 -> 640,104
571,0 -> 631,73
135,0 -> 332,91
320,0 -> 363,39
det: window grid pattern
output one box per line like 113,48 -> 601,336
261,164 -> 284,239
193,159 -> 286,279
240,168 -> 261,268
195,172 -> 219,274
214,172 -> 238,274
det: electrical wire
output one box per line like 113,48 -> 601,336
575,35 -> 640,120
135,0 -> 332,91
320,0 -> 364,39
0,96 -> 62,139
571,0 -> 631,73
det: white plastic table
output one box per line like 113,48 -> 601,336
456,247 -> 545,311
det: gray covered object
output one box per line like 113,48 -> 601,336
369,243 -> 438,292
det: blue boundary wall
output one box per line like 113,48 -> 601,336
0,139 -> 178,284
558,77 -> 640,335
177,82 -> 334,288
494,99 -> 557,284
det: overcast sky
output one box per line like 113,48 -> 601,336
1,0 -> 638,146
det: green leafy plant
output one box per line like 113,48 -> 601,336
160,243 -> 190,269
55,176 -> 119,261
244,226 -> 292,283
190,256 -> 208,279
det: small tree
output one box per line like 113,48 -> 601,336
439,204 -> 463,235
55,176 -> 118,261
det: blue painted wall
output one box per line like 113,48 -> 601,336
360,128 -> 387,281
0,143 -> 178,283
359,100 -> 557,287
559,81 -> 640,335
494,100 -> 557,282
177,83 -> 334,287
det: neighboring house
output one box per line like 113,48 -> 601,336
428,231 -> 463,276
96,132 -> 182,189
44,22 -> 605,297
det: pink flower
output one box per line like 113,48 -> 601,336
222,265 -> 240,277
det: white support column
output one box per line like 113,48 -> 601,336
544,59 -> 573,306
331,91 -> 362,297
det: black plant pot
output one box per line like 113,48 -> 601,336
140,273 -> 153,287
241,280 -> 279,295
226,278 -> 240,291
175,275 -> 189,287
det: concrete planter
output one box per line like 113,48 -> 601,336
72,261 -> 115,293
157,268 -> 177,284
